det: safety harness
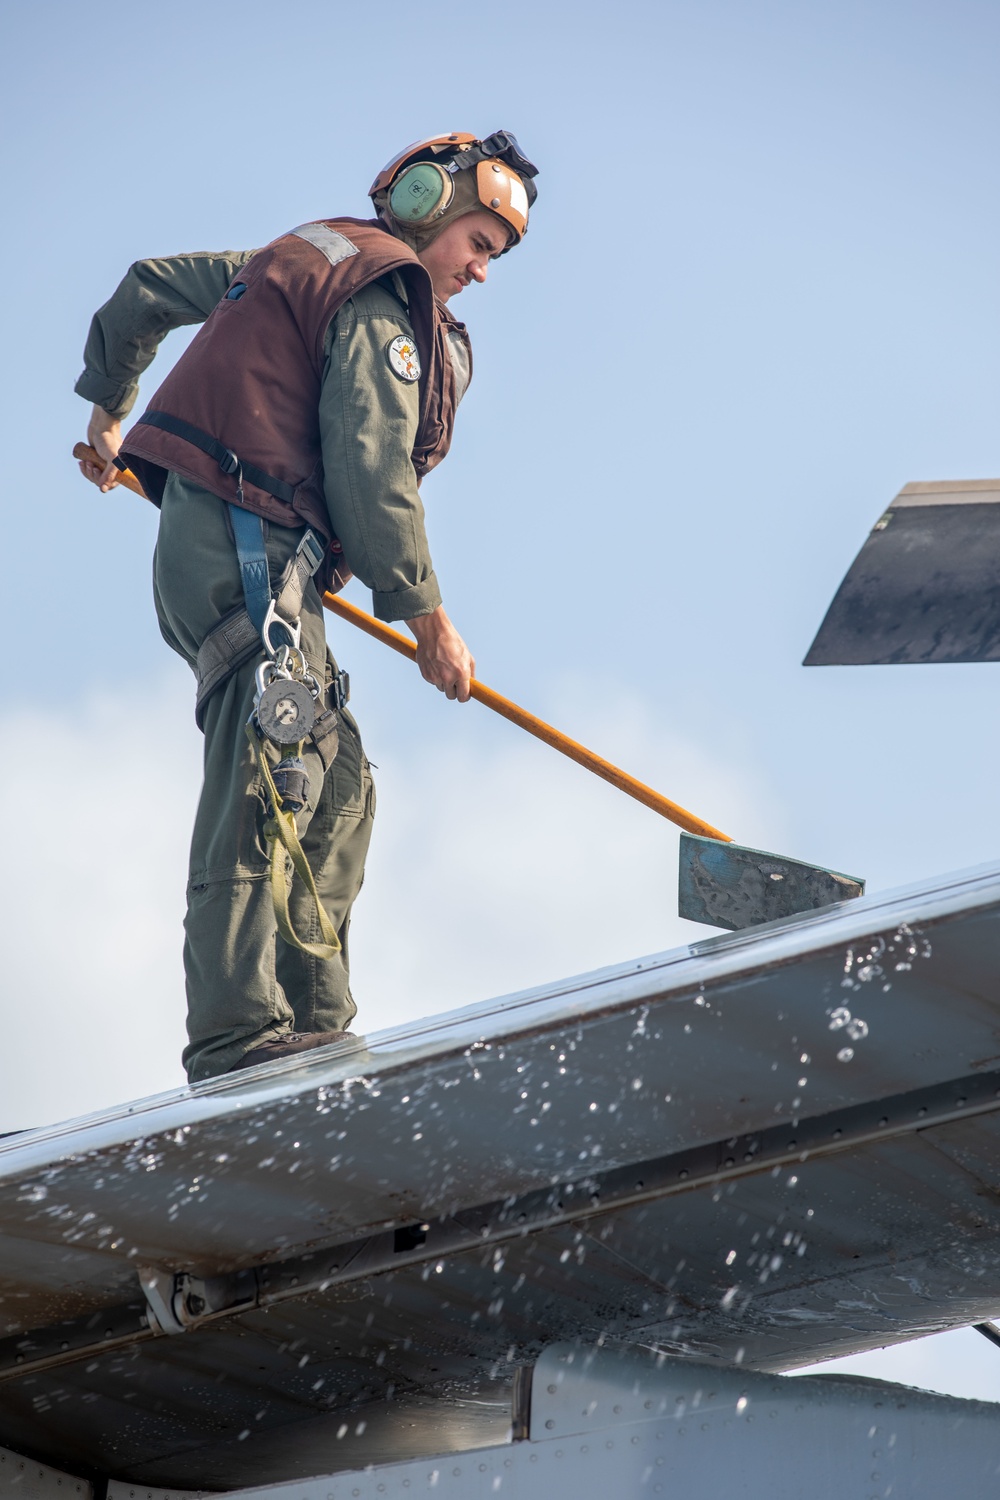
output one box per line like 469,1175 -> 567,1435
194,520 -> 347,730
148,410 -> 350,959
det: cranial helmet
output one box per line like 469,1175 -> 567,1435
370,130 -> 539,253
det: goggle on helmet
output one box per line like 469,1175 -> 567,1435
370,130 -> 539,251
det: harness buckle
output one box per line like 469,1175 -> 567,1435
295,528 -> 327,577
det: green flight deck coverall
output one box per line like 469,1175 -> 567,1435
77,252 -> 453,1081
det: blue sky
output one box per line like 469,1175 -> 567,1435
2,0 -> 999,1400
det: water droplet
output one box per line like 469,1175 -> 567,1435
846,1017 -> 868,1041
837,1047 -> 854,1063
828,1007 -> 851,1031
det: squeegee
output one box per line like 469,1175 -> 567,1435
74,442 -> 864,930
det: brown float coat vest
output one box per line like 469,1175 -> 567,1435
121,219 -> 470,565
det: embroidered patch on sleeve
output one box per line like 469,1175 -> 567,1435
386,334 -> 421,383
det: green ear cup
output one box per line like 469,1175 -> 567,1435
388,162 -> 450,222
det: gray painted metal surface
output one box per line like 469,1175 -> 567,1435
678,832 -> 864,929
805,478 -> 1000,665
2,864 -> 1000,1486
106,1488 -> 193,1500
0,1444 -> 91,1500
173,1345 -> 1000,1500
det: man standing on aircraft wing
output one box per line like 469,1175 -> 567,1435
76,131 -> 539,1080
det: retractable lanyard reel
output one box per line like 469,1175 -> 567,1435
231,500 -> 345,959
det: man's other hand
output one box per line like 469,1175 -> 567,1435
80,406 -> 123,492
408,607 -> 475,702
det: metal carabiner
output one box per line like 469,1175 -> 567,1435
272,643 -> 309,683
261,599 -> 302,659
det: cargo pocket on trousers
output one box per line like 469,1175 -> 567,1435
323,709 -> 368,816
309,707 -> 341,773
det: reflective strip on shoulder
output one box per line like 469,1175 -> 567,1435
290,223 -> 360,267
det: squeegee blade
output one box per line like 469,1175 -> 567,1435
805,479 -> 1000,666
678,833 -> 864,931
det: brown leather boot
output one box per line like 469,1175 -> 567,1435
228,1030 -> 355,1072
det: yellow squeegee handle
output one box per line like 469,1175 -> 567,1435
73,442 -> 732,843
323,598 -> 731,843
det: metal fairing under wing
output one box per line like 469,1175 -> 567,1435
805,478 -> 1000,665
2,865 -> 1000,1487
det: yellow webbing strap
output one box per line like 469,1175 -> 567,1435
245,725 -> 342,958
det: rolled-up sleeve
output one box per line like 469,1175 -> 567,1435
319,283 -> 442,623
75,250 -> 256,418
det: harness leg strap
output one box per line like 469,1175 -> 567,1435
194,525 -> 330,726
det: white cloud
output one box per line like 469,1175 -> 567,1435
353,680 -> 789,1029
0,676 -> 198,1132
0,671 -> 780,1129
